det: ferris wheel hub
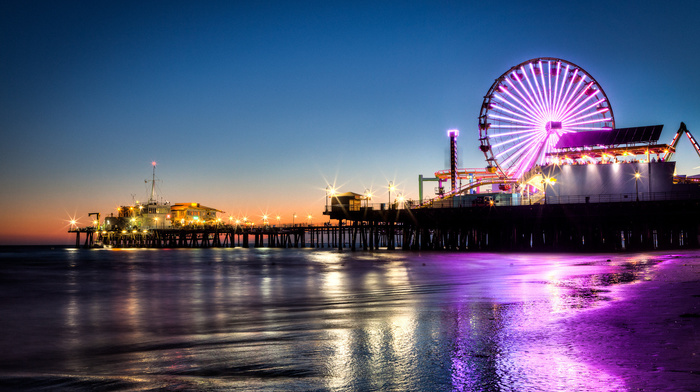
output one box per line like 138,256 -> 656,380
545,121 -> 562,132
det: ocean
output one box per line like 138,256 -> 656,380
0,247 -> 674,391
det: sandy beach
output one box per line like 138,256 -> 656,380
563,252 -> 700,391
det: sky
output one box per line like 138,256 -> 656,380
2,0 -> 700,245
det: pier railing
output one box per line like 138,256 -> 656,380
322,191 -> 699,212
545,191 -> 700,205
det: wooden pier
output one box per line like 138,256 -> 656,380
70,198 -> 700,252
69,223 -> 404,250
323,198 -> 700,252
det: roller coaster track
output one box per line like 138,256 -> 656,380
415,177 -> 519,208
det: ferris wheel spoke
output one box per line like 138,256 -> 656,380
512,69 -> 547,119
517,66 -> 547,118
491,97 -> 541,124
486,128 -> 537,138
554,68 -> 579,117
554,71 -> 587,119
547,60 -> 556,111
538,60 -> 553,116
559,65 -> 572,112
524,63 -> 548,115
560,99 -> 607,125
491,132 -> 538,154
559,89 -> 600,123
531,61 -> 548,116
565,117 -> 613,127
552,64 -> 570,117
488,124 -> 536,129
569,126 -> 613,131
494,132 -> 542,158
552,61 -> 563,115
488,113 -> 538,127
513,136 -> 549,177
489,100 -> 541,124
497,83 -> 545,123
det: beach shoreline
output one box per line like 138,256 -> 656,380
563,252 -> 700,391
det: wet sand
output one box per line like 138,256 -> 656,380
564,253 -> 700,391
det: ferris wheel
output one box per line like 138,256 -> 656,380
478,57 -> 615,179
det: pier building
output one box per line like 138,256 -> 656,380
170,203 -> 224,227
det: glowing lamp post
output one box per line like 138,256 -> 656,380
276,215 -> 281,227
388,181 -> 395,209
364,189 -> 372,208
543,177 -> 556,204
326,186 -> 337,212
635,172 -> 641,201
307,214 -> 312,226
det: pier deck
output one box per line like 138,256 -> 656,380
70,198 -> 700,252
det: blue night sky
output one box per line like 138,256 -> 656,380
2,0 -> 700,244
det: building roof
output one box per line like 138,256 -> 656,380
555,125 -> 664,149
170,203 -> 224,212
334,192 -> 363,198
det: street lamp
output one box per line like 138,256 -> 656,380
635,172 -> 641,201
364,189 -> 372,208
543,176 -> 556,204
388,181 -> 395,208
293,213 -> 297,227
326,186 -> 337,212
307,214 -> 312,226
276,215 -> 281,227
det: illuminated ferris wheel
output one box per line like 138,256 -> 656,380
478,57 -> 615,179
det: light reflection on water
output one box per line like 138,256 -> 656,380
0,248 -> 669,391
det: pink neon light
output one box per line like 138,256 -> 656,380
490,101 -> 539,124
518,65 -> 547,118
503,78 -> 544,119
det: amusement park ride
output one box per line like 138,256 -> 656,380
423,57 -> 700,206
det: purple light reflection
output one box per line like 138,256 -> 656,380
439,253 -> 665,392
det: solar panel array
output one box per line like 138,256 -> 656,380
555,125 -> 664,149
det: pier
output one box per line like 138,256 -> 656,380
70,196 -> 700,252
68,223 -> 404,251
